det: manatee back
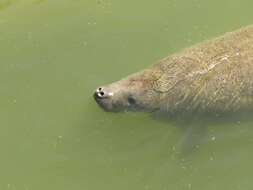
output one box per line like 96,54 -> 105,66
154,25 -> 253,113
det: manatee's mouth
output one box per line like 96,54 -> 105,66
93,92 -> 110,111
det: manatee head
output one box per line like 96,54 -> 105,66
93,70 -> 162,112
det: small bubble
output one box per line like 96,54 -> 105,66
211,136 -> 216,141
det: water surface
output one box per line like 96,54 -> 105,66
1,0 -> 253,189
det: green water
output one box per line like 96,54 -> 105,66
1,0 -> 253,189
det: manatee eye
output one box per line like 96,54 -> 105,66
128,97 -> 136,105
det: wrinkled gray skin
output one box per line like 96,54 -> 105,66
94,25 -> 253,114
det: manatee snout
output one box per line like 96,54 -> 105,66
94,87 -> 112,99
93,73 -> 162,113
94,86 -> 116,112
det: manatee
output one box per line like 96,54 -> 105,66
94,25 -> 253,115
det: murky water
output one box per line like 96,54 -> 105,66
1,0 -> 253,189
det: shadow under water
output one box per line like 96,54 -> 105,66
152,110 -> 253,157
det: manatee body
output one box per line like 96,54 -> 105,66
94,25 -> 253,115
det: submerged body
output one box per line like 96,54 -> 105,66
94,25 -> 253,114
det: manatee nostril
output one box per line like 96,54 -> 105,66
94,87 -> 107,99
99,91 -> 104,96
94,86 -> 114,100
